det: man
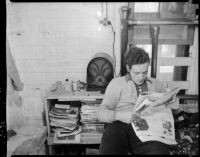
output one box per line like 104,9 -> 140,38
97,46 -> 178,154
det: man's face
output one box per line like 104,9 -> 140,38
126,62 -> 149,85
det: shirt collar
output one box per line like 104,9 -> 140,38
124,73 -> 152,84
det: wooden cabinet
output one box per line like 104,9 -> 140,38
44,90 -> 104,155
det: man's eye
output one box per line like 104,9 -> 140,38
133,72 -> 148,75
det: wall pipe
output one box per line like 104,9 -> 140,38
128,19 -> 198,25
150,25 -> 160,78
120,6 -> 130,76
177,94 -> 199,100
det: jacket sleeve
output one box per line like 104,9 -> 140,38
97,79 -> 120,123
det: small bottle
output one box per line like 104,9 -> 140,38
72,81 -> 78,91
65,79 -> 72,92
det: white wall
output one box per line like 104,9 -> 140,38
7,2 -> 198,129
6,2 -> 127,127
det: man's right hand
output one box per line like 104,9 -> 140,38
114,110 -> 133,124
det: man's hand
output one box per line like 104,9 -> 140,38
132,105 -> 165,117
147,93 -> 164,102
114,110 -> 133,124
132,114 -> 149,131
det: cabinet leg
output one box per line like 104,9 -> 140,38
48,145 -> 53,155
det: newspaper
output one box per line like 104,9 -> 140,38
54,133 -> 81,144
131,87 -> 180,145
133,87 -> 180,113
56,126 -> 81,137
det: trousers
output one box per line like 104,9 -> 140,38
99,121 -> 170,155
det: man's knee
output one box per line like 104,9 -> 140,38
101,121 -> 128,142
134,141 -> 170,155
102,121 -> 129,140
99,121 -> 130,154
148,141 -> 170,154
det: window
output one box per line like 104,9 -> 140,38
134,3 -> 159,13
135,44 -> 189,81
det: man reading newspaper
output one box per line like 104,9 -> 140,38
97,46 -> 180,155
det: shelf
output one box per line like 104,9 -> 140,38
45,90 -> 104,101
177,94 -> 198,100
47,132 -> 102,145
45,90 -> 105,155
128,19 -> 198,25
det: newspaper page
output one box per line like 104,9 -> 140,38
131,87 -> 180,145
133,87 -> 180,113
54,133 -> 81,144
131,108 -> 177,145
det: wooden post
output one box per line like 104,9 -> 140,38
150,25 -> 160,78
120,6 -> 130,76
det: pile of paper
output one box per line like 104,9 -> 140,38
80,102 -> 104,144
49,104 -> 81,143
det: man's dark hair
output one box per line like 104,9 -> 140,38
124,46 -> 150,69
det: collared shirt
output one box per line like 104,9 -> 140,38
97,74 -> 167,123
125,73 -> 149,96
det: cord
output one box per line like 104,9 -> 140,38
110,23 -> 116,76
100,2 -> 118,77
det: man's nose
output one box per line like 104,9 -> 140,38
138,73 -> 144,79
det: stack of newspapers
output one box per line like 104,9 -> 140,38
131,87 -> 181,145
49,104 -> 81,143
80,101 -> 104,144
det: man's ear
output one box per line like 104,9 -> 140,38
126,65 -> 130,72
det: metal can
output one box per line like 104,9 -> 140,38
72,81 -> 78,91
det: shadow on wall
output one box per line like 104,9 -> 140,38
6,37 -> 24,135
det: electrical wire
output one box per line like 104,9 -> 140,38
110,23 -> 116,76
101,2 -> 118,76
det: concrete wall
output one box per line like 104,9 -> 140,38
6,1 -> 198,128
6,2 -> 127,127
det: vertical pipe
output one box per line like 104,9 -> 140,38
150,25 -> 160,78
120,6 -> 130,76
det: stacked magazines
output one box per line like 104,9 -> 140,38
49,103 -> 81,143
80,101 -> 105,144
